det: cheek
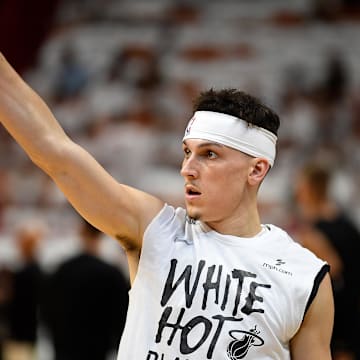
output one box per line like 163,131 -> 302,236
207,173 -> 244,203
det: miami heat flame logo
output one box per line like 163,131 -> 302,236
226,326 -> 264,359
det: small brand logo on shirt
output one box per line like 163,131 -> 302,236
263,260 -> 292,276
185,215 -> 197,224
275,259 -> 285,266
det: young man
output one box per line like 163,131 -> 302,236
0,53 -> 333,359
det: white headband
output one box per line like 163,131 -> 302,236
183,111 -> 277,166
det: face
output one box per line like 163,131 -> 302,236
180,139 -> 255,225
294,174 -> 319,217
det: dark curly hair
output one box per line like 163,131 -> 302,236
192,88 -> 280,136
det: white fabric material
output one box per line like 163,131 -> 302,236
117,204 -> 326,359
183,111 -> 277,166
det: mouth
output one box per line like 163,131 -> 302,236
185,184 -> 202,198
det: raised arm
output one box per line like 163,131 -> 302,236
0,53 -> 164,274
290,273 -> 334,359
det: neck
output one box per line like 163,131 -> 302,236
205,203 -> 262,238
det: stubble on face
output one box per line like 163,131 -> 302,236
186,207 -> 201,221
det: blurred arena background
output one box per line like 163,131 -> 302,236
0,0 -> 360,359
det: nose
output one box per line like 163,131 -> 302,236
180,156 -> 199,179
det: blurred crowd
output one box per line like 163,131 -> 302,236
0,0 -> 360,359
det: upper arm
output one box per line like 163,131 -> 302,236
290,273 -> 334,360
0,52 -> 164,251
45,139 -> 165,251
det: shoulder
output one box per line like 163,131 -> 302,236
138,204 -> 194,270
265,224 -> 329,294
144,203 -> 187,238
267,224 -> 325,262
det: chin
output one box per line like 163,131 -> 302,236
185,207 -> 202,221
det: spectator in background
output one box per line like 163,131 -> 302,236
52,45 -> 89,104
41,219 -> 129,360
322,50 -> 348,103
4,221 -> 45,360
293,162 -> 360,360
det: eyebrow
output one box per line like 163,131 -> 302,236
182,140 -> 224,149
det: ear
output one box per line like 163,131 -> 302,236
248,158 -> 270,186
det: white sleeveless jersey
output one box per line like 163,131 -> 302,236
117,205 -> 328,360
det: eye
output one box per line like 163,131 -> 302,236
207,150 -> 217,159
183,147 -> 191,158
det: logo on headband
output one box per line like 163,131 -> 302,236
185,115 -> 196,136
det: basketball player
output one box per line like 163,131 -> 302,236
0,53 -> 333,359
